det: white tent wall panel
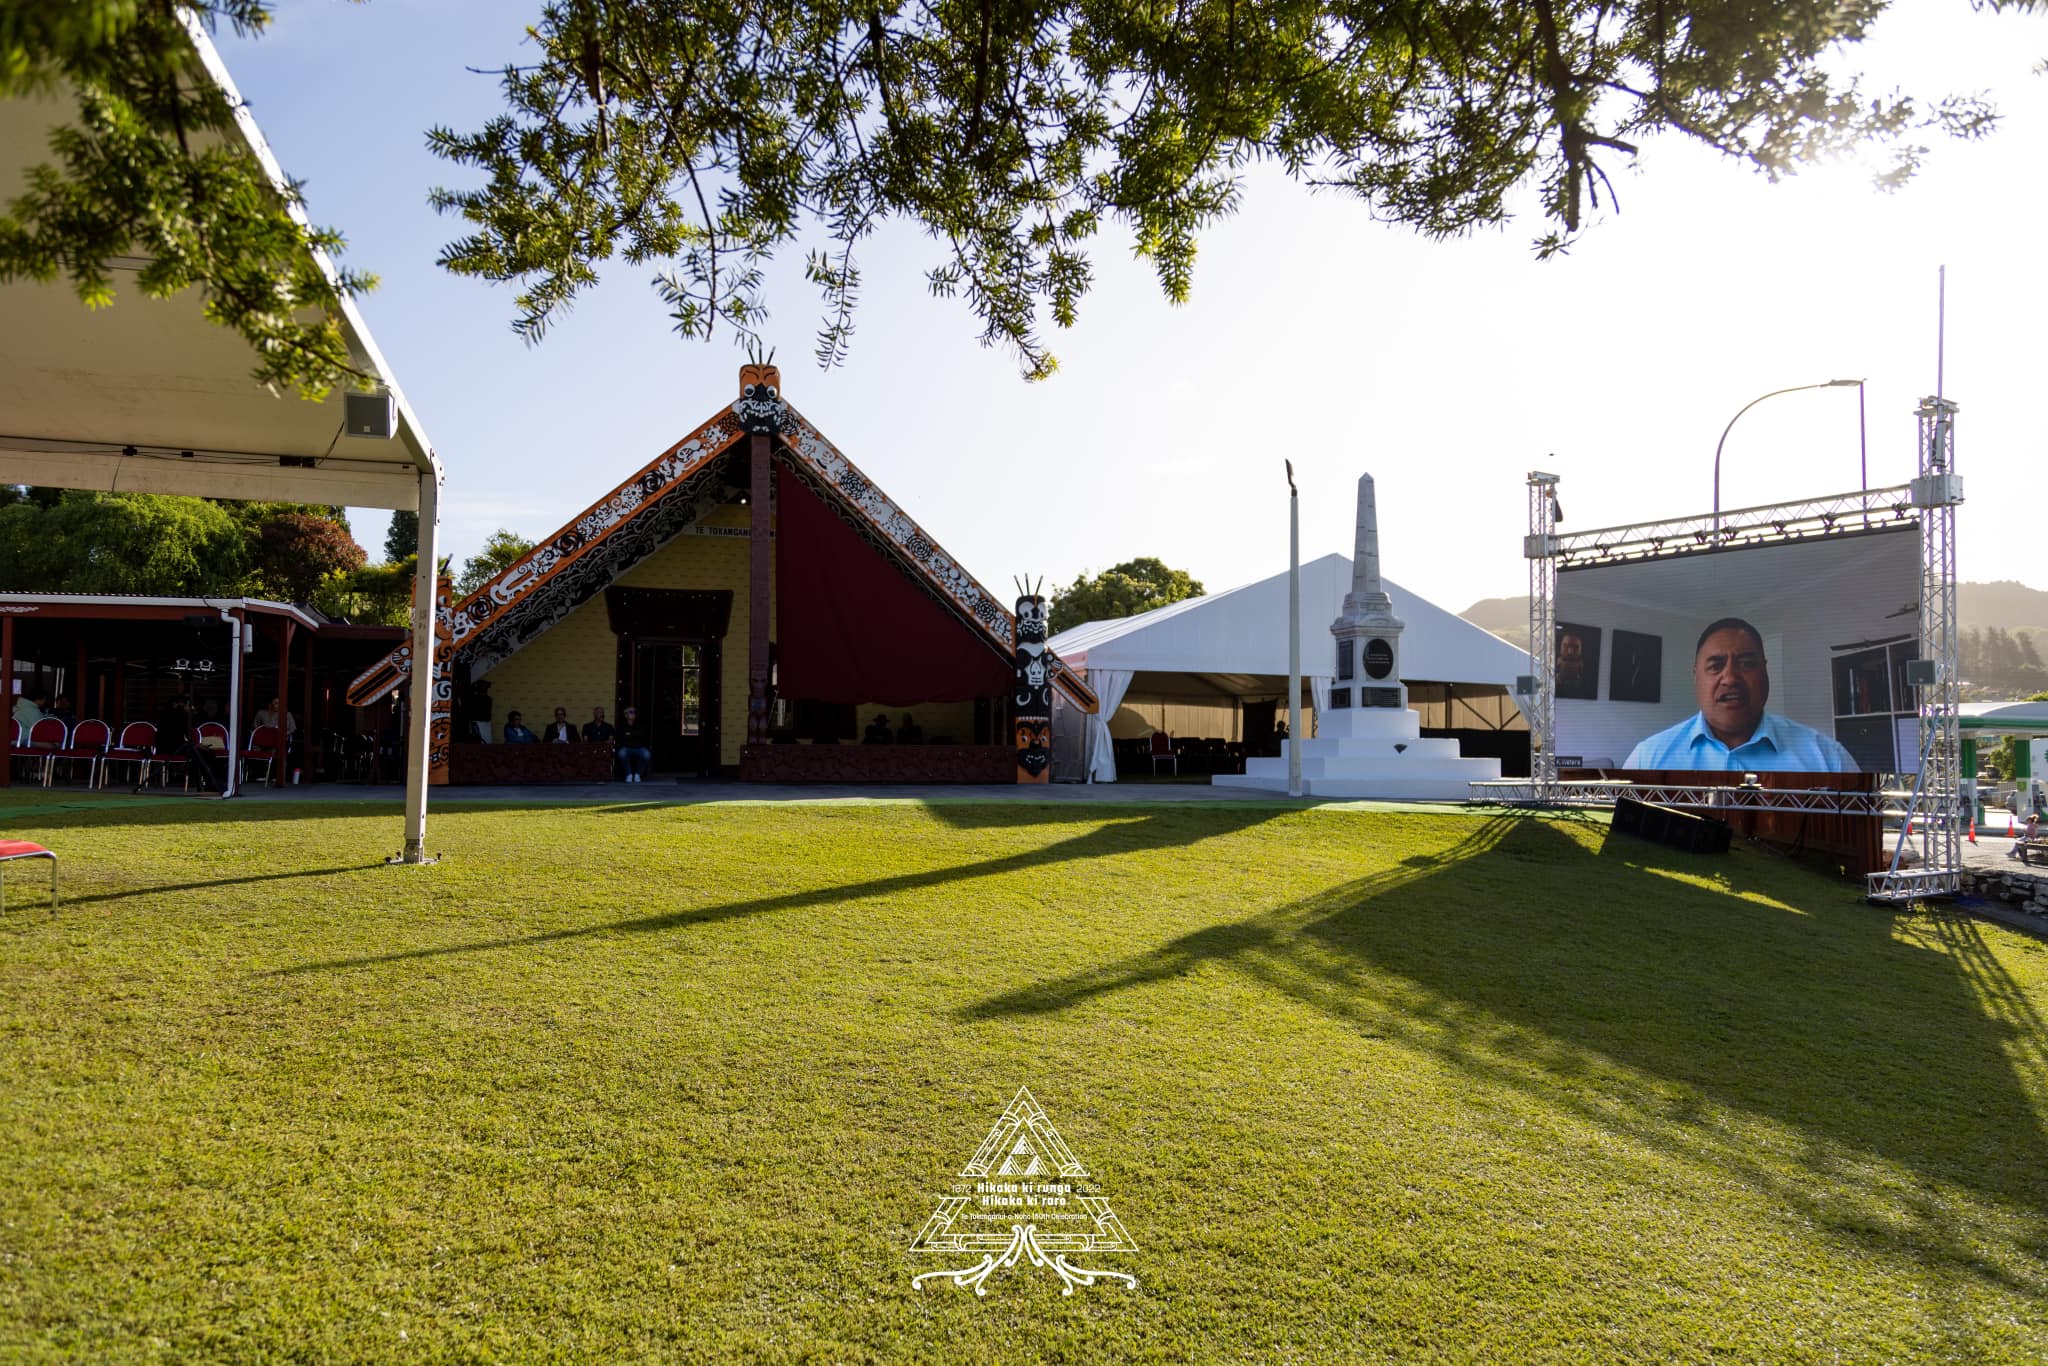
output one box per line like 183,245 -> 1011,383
1051,554 -> 1529,695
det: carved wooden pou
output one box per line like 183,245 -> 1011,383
1013,594 -> 1052,782
428,575 -> 455,786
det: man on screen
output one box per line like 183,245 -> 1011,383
1624,617 -> 1857,772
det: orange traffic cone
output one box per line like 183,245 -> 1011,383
1968,812 -> 1977,844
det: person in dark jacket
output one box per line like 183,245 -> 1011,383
615,706 -> 652,781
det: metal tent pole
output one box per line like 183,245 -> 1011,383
398,465 -> 442,865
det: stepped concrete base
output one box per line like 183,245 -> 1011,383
1212,705 -> 1501,802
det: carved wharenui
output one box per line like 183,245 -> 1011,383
1013,590 -> 1052,782
346,361 -> 1100,774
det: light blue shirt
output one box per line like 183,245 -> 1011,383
1624,710 -> 1859,773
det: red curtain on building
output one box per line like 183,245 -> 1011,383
774,465 -> 1011,705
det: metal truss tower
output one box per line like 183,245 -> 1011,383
1869,398 -> 1964,902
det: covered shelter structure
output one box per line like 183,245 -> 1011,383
1048,553 -> 1531,781
1961,700 -> 2048,815
1,594 -> 406,791
0,17 -> 446,856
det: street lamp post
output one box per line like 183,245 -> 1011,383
1712,378 -> 1864,533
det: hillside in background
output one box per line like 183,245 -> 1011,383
1459,582 -> 2048,680
1960,581 -> 2048,633
1459,595 -> 1530,650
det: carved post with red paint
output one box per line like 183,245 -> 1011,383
1013,593 -> 1052,783
429,575 -> 455,786
735,359 -> 787,749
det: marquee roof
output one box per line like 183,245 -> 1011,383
1049,553 -> 1529,690
0,17 -> 440,510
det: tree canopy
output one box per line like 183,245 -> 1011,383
1049,557 -> 1204,633
0,1 -> 375,400
0,490 -> 390,612
1,2 -> 2037,390
0,491 -> 251,596
456,529 -> 537,597
431,0 -> 2032,378
1963,626 -> 2048,699
384,509 -> 420,563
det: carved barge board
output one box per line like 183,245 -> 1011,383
349,383 -> 1100,720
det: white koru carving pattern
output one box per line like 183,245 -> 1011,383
449,417 -> 739,645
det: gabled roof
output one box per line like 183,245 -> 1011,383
1049,552 -> 1529,688
350,385 -> 1096,710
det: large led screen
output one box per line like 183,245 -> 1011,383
1555,529 -> 1922,775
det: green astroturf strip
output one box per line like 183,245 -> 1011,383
1,800 -> 2044,1362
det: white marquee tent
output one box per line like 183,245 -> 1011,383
1048,553 -> 1532,781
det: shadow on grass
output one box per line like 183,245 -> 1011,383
268,804 -> 1287,977
58,863 -> 390,907
961,815 -> 2048,1302
0,796 -> 371,833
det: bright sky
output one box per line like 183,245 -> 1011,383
220,2 -> 2046,615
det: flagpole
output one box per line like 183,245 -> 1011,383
1286,461 -> 1302,798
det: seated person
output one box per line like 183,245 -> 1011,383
897,713 -> 924,744
540,707 -> 578,742
185,721 -> 228,792
502,710 -> 539,743
615,706 -> 652,781
862,713 -> 893,744
582,706 -> 615,743
47,693 -> 77,727
253,696 -> 298,740
13,691 -> 44,731
1624,618 -> 1856,773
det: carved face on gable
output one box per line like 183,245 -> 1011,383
1015,595 -> 1048,644
735,363 -> 786,434
739,363 -> 780,403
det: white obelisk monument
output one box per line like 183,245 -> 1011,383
1216,472 -> 1504,801
1331,473 -> 1407,713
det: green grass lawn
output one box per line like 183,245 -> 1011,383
2,791 -> 2046,1362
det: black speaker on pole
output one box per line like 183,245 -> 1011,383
1613,795 -> 1732,855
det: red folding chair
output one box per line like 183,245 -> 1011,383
0,840 -> 57,914
21,717 -> 65,787
101,721 -> 157,789
8,717 -> 34,781
1148,731 -> 1177,776
239,724 -> 283,785
50,719 -> 111,787
186,722 -> 231,792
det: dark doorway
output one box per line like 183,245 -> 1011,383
624,639 -> 721,777
606,587 -> 733,778
1243,699 -> 1279,756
